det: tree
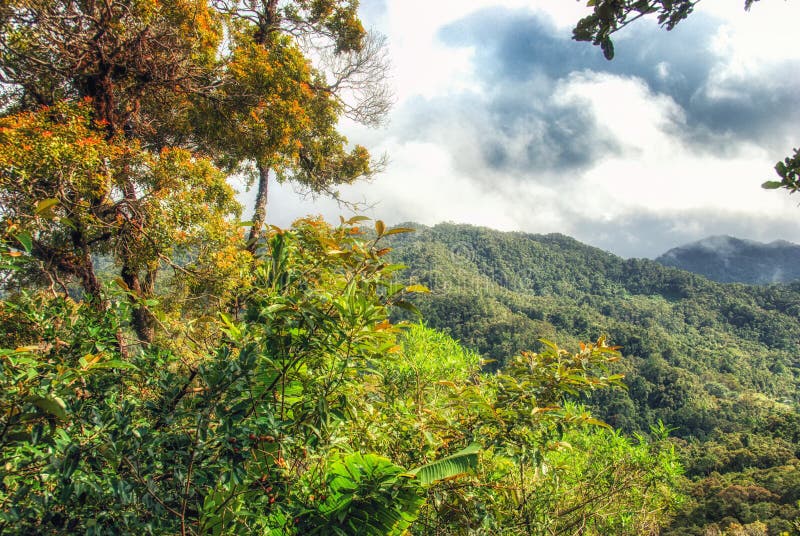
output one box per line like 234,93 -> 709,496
572,0 -> 760,60
570,0 -> 800,199
202,0 -> 391,250
0,0 -> 229,346
0,0 -> 389,345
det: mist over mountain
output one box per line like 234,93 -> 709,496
655,235 -> 800,284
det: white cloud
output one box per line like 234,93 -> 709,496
704,0 -> 800,62
553,72 -> 786,217
370,0 -> 595,102
244,0 -> 800,257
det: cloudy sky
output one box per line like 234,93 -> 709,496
246,0 -> 800,258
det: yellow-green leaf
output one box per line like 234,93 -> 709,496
35,198 -> 59,215
384,227 -> 415,236
405,284 -> 430,293
28,396 -> 68,421
345,215 -> 371,225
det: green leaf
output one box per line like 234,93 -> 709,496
762,180 -> 784,189
345,215 -> 371,225
408,443 -> 481,485
600,37 -> 615,60
375,220 -> 385,236
59,216 -> 77,230
384,227 -> 415,236
219,312 -> 242,339
13,230 -> 32,253
86,359 -> 138,371
35,198 -> 59,215
381,263 -> 407,273
583,417 -> 612,429
28,395 -> 68,421
394,300 -> 421,316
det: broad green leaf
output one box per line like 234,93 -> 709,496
345,215 -> 371,225
409,443 -> 481,485
87,359 -> 138,371
13,230 -> 32,253
28,395 -> 68,421
35,198 -> 59,216
264,303 -> 288,314
393,300 -> 421,316
384,227 -> 415,236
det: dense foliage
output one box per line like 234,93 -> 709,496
0,0 -> 385,346
0,218 -> 683,534
386,222 -> 800,535
0,1 -> 782,534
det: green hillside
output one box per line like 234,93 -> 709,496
386,222 -> 800,535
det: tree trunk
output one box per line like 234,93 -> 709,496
33,227 -> 130,358
119,178 -> 156,346
247,163 -> 270,253
76,249 -> 103,304
121,263 -> 156,346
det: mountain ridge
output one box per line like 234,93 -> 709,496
655,234 -> 800,284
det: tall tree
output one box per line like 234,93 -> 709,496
0,0 -> 230,345
204,0 -> 390,250
0,0 -> 388,344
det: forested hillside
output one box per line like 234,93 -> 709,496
656,236 -> 800,285
387,222 -> 800,535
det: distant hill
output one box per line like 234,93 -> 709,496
656,235 -> 800,284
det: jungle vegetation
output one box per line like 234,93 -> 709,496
0,1 -> 794,535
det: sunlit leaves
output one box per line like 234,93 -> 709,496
0,102 -> 129,268
409,443 -> 481,485
197,5 -> 378,208
763,147 -> 800,194
0,102 -> 240,315
300,453 -> 424,535
573,0 -> 698,59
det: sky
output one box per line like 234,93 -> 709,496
242,0 -> 800,259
